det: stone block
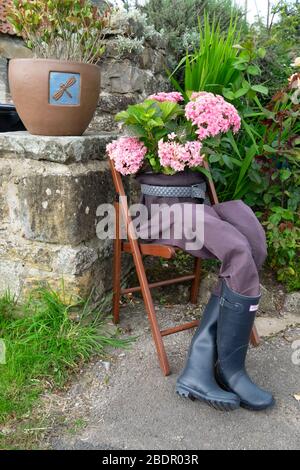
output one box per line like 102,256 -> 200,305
283,292 -> 300,315
0,233 -> 109,276
198,272 -> 219,305
97,93 -> 136,113
259,283 -> 277,314
0,131 -> 117,163
101,61 -> 153,94
4,159 -> 114,244
0,235 -> 116,301
0,258 -> 107,302
89,111 -> 119,133
0,35 -> 33,59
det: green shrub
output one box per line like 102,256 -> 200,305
246,1 -> 300,96
140,0 -> 245,62
170,11 -> 300,290
262,208 -> 300,291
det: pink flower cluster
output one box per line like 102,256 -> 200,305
185,92 -> 241,139
158,139 -> 204,172
106,137 -> 147,175
148,92 -> 184,103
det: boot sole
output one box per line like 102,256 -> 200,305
240,399 -> 275,412
215,369 -> 275,412
176,383 -> 240,412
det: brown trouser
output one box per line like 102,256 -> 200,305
136,174 -> 267,297
198,200 -> 267,296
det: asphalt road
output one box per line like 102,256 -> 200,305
51,304 -> 300,450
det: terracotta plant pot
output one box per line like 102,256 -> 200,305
8,59 -> 100,136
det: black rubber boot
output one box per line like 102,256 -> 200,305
176,294 -> 240,411
216,281 -> 275,411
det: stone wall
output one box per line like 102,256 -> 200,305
0,12 -> 169,299
90,11 -> 169,132
0,34 -> 33,102
0,56 -> 9,102
0,133 -> 117,300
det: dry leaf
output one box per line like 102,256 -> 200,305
293,394 -> 300,401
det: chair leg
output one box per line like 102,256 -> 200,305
112,201 -> 122,324
250,323 -> 260,347
133,251 -> 171,376
142,286 -> 171,376
190,257 -> 202,304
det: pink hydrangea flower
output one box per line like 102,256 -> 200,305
158,139 -> 204,172
106,137 -> 147,175
148,92 -> 184,103
185,92 -> 241,140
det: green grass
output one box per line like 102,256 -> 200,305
0,287 -> 131,424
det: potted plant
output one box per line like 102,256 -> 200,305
106,91 -> 241,188
7,0 -> 110,136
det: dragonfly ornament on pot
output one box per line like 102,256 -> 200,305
53,76 -> 77,101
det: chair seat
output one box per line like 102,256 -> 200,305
122,241 -> 177,259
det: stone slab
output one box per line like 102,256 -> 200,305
0,131 -> 117,163
0,35 -> 32,59
256,314 -> 300,338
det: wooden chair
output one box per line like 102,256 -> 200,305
109,158 -> 260,376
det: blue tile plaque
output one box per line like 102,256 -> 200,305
49,72 -> 81,106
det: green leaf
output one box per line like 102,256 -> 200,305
209,154 -> 221,163
233,144 -> 257,198
234,63 -> 247,71
247,65 -> 261,76
222,154 -> 234,169
234,87 -> 250,99
269,214 -> 282,225
241,119 -> 259,151
147,118 -> 164,128
125,125 -> 147,138
263,193 -> 273,205
115,110 -> 129,122
251,85 -> 269,96
280,169 -> 292,182
223,88 -> 235,100
158,101 -> 180,121
257,47 -> 266,59
263,144 -> 277,153
194,166 -> 212,180
153,128 -> 168,140
248,171 -> 262,184
226,132 -> 242,159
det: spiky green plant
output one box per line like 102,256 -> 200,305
170,13 -> 241,96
